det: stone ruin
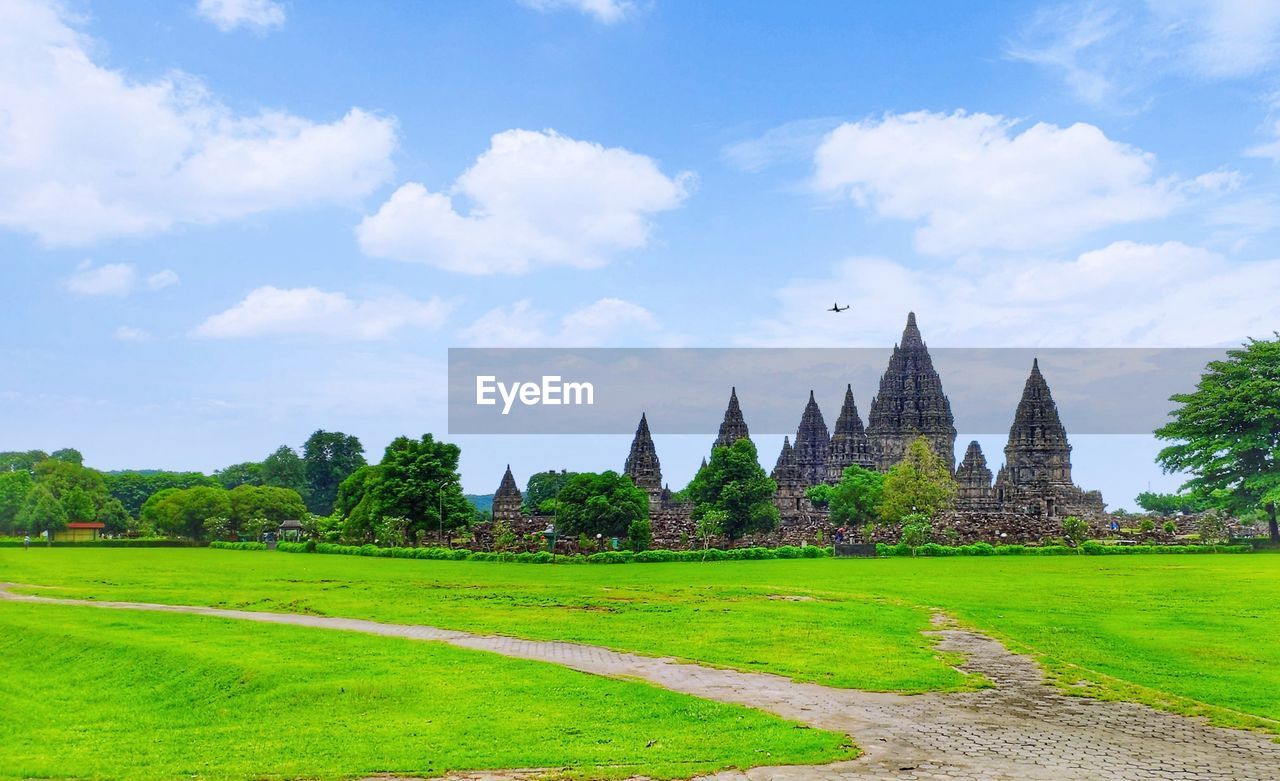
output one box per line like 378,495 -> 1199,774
487,312 -> 1111,547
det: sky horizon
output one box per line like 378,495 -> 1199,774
4,0 -> 1280,508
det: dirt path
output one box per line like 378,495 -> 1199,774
3,583 -> 1277,780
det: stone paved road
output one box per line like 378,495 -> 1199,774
3,583 -> 1278,780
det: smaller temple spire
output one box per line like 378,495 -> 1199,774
955,441 -> 994,502
624,412 -> 663,496
793,390 -> 830,486
713,386 -> 751,450
493,465 -> 522,522
824,384 -> 874,481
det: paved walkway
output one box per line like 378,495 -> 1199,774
3,583 -> 1278,780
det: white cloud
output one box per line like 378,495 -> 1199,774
63,261 -> 179,296
0,0 -> 396,246
357,129 -> 691,274
1010,2 -> 1280,106
459,297 -> 659,346
518,0 -> 636,24
752,241 -> 1280,348
196,0 -> 285,32
113,325 -> 152,342
195,286 -> 452,340
64,262 -> 137,296
146,269 -> 181,291
813,110 -> 1190,256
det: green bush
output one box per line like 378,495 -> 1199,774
874,541 -> 1250,558
209,540 -> 267,551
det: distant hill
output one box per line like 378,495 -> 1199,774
466,494 -> 494,513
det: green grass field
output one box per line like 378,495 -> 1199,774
3,547 -> 1279,779
0,600 -> 853,780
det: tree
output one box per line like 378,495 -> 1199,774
1135,491 -> 1213,516
696,509 -> 727,556
60,486 -> 96,524
828,465 -> 886,528
877,437 -> 956,524
1156,336 -> 1280,541
302,430 -> 366,516
215,462 -> 265,489
147,486 -> 232,540
228,484 -> 307,539
261,446 -> 310,501
684,439 -> 779,541
1197,509 -> 1230,544
347,435 -> 471,544
554,471 -> 648,539
32,458 -> 126,533
804,484 -> 835,508
523,470 -> 577,512
898,512 -> 932,555
1062,515 -> 1089,548
50,448 -> 84,465
18,485 -> 67,539
0,450 -> 49,474
0,470 -> 34,534
105,471 -> 218,517
626,517 -> 653,552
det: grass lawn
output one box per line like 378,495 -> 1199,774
3,549 -> 1279,733
0,600 -> 854,780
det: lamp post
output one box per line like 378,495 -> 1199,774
596,532 -> 603,552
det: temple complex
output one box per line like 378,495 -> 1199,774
496,312 -> 1106,544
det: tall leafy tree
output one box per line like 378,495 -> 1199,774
18,485 -> 67,538
226,484 -> 307,539
261,445 -> 310,501
1134,491 -> 1214,516
302,430 -> 366,516
684,438 -> 779,541
878,436 -> 956,523
554,471 -> 648,539
0,470 -> 34,534
341,435 -> 471,543
828,465 -> 887,527
522,470 -> 577,512
146,486 -> 232,540
50,448 -> 84,465
215,462 -> 265,489
1156,336 -> 1280,541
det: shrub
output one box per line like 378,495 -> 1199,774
626,517 -> 653,552
1163,520 -> 1178,534
209,540 -> 267,551
1138,518 -> 1155,533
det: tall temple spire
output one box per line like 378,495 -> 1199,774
866,312 -> 957,471
824,384 -> 874,482
713,386 -> 750,450
793,390 -> 830,486
624,412 -> 663,495
1002,358 -> 1072,486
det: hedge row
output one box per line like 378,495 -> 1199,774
208,541 -> 268,551
267,540 -> 833,564
874,541 -> 1252,557
0,538 -> 198,548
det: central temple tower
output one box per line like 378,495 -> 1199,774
866,312 -> 957,471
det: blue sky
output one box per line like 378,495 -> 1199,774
3,0 -> 1279,508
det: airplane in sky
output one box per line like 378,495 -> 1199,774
828,302 -> 850,312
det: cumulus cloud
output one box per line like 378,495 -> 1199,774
459,297 -> 659,346
195,286 -> 452,340
196,0 -> 285,32
812,111 -> 1198,256
63,262 -> 179,296
0,0 -> 396,246
517,0 -> 636,24
357,129 -> 691,274
751,241 -> 1280,348
1010,1 -> 1280,106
